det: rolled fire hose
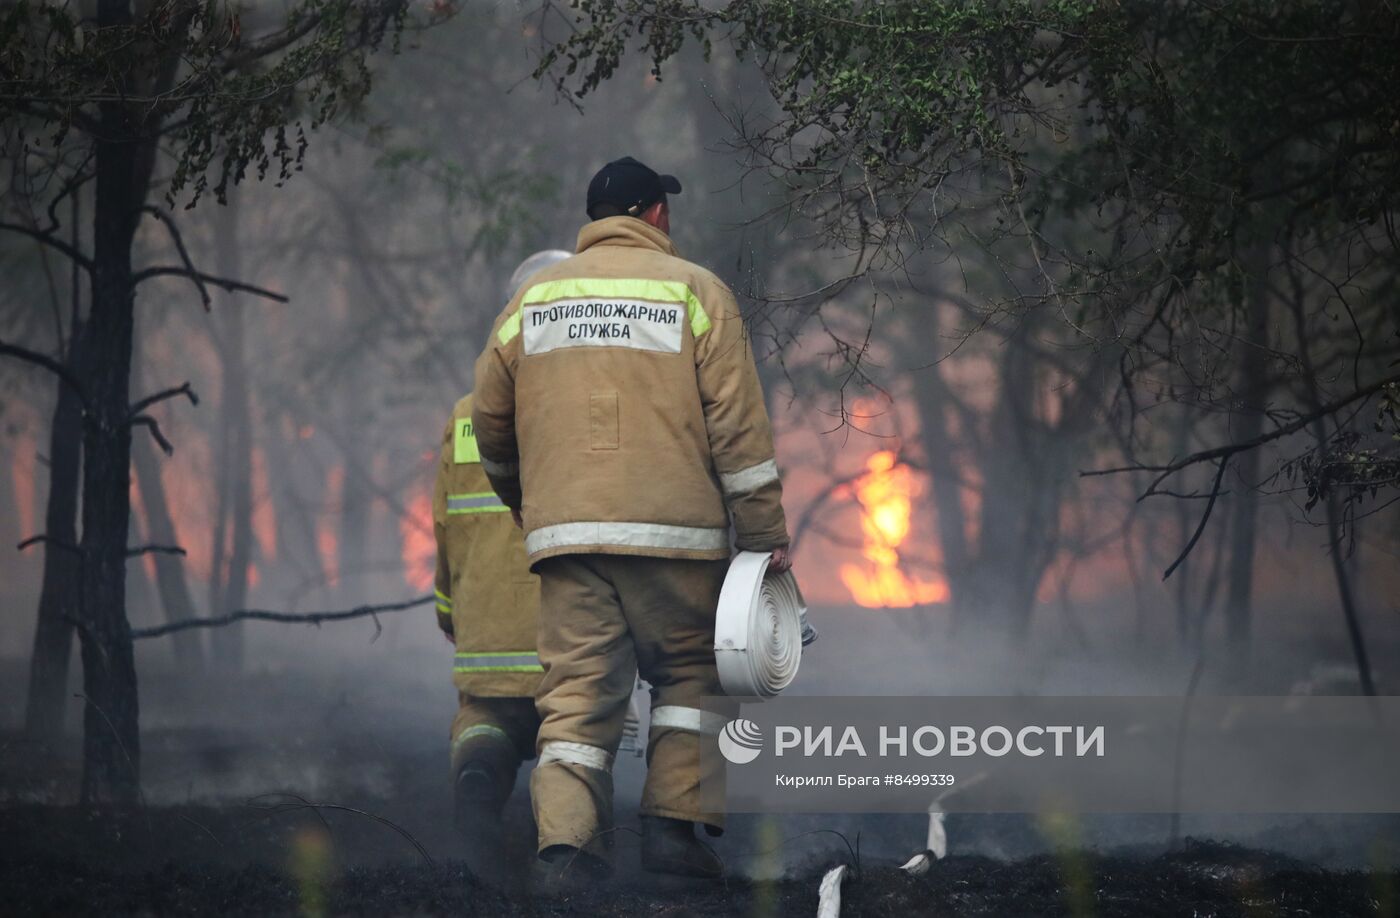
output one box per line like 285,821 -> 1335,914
714,550 -> 817,697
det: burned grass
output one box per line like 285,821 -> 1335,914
1,803 -> 1392,917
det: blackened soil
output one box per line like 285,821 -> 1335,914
2,712 -> 1395,916
1,802 -> 1393,918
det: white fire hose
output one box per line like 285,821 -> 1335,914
714,550 -> 817,697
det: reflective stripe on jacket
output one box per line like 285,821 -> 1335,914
433,393 -> 543,696
472,216 -> 788,564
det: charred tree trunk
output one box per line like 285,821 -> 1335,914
207,435 -> 229,625
75,0 -> 190,802
78,31 -> 143,800
25,193 -> 87,739
914,306 -> 972,625
962,329 -> 1041,639
130,432 -> 204,665
1286,263 -> 1377,696
1223,455 -> 1261,664
1222,269 -> 1271,670
913,316 -> 1070,640
1170,412 -> 1195,649
23,324 -> 84,738
1323,494 -> 1376,695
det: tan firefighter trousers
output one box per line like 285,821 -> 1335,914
530,554 -> 734,855
451,694 -> 540,796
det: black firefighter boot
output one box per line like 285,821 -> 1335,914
531,843 -> 613,899
639,815 -> 724,879
453,740 -> 518,879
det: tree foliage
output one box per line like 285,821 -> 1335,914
535,0 -> 1400,535
1,0 -> 408,206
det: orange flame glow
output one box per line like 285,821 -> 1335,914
317,465 -> 343,589
11,438 -> 35,541
251,447 -> 277,563
839,451 -> 949,608
400,489 -> 435,592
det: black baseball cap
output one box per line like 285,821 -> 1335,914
586,156 -> 682,219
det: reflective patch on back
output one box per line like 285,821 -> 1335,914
522,298 -> 684,355
454,418 -> 481,464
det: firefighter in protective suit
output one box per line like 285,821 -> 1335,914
432,251 -> 570,871
473,157 -> 790,884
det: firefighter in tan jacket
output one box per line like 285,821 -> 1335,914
432,392 -> 541,867
431,250 -> 572,871
473,157 -> 790,883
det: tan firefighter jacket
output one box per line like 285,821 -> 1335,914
432,393 -> 543,696
472,216 -> 788,565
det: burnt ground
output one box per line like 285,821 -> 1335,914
3,657 -> 1400,916
1,802 -> 1395,917
2,728 -> 1397,917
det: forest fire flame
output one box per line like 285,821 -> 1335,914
839,450 -> 949,608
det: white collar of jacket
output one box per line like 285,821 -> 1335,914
575,216 -> 680,259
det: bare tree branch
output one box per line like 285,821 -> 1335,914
139,206 -> 211,309
17,534 -> 83,555
130,595 -> 432,640
129,380 -> 198,417
0,340 -> 89,409
1082,372 -> 1400,482
125,544 -> 187,558
131,266 -> 288,303
1161,458 -> 1230,582
130,415 -> 174,455
0,221 -> 94,271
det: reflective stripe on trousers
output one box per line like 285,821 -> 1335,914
454,652 -> 543,673
452,723 -> 512,754
650,705 -> 727,736
538,740 -> 614,772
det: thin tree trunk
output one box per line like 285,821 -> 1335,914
914,306 -> 972,625
207,435 -> 229,622
1286,260 -> 1377,696
0,447 -> 15,547
1324,495 -> 1376,695
1011,434 -> 1066,642
24,333 -> 84,738
1170,411 -> 1195,648
1194,512 -> 1230,650
25,194 -> 86,739
970,329 -> 1040,639
338,447 -> 369,596
259,409 -> 323,588
1223,453 -> 1261,664
210,200 -> 252,669
1223,268 -> 1270,670
130,432 -> 205,665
